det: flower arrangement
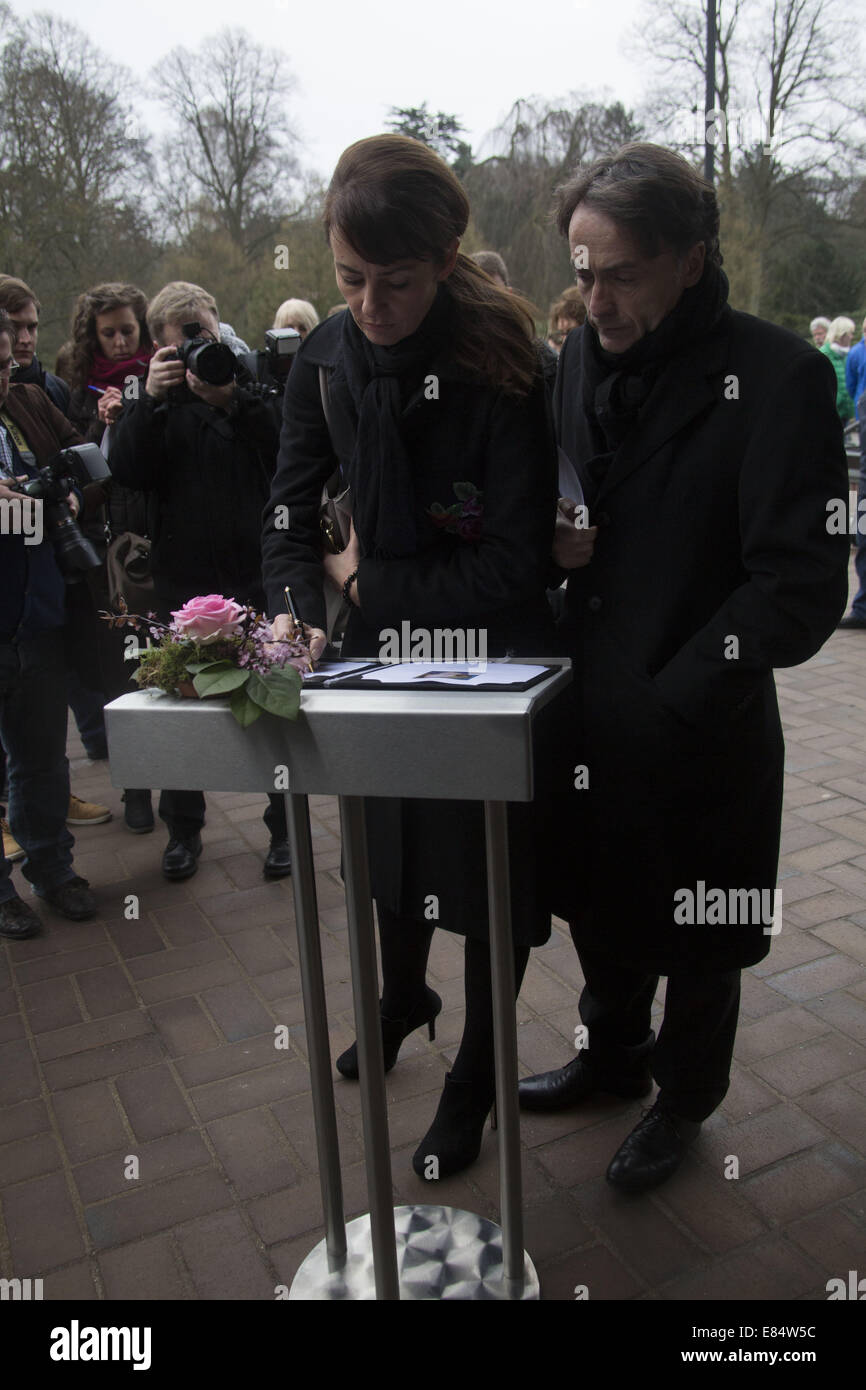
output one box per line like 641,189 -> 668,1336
102,594 -> 311,727
427,482 -> 484,541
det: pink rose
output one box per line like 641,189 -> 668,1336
171,595 -> 245,644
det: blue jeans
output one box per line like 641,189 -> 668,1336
851,391 -> 866,617
0,629 -> 75,901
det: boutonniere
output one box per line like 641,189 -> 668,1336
427,482 -> 484,540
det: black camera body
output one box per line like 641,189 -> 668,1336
15,443 -> 111,576
173,322 -> 238,386
238,328 -> 301,391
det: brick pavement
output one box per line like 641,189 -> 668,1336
1,582 -> 865,1302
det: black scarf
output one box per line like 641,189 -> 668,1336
340,286 -> 454,559
581,264 -> 730,465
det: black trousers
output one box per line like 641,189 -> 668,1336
573,934 -> 741,1122
160,790 -> 287,842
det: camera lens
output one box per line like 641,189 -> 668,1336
185,341 -> 237,386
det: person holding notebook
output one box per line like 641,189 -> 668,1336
262,134 -> 561,1179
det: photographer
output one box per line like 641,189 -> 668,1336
110,282 -> 290,882
0,309 -> 99,938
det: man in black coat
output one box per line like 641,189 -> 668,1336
519,144 -> 850,1192
110,282 -> 290,882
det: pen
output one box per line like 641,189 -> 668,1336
284,587 -> 313,672
87,385 -> 106,395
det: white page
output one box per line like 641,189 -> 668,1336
358,661 -> 548,688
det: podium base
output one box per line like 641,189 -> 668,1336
289,1204 -> 540,1300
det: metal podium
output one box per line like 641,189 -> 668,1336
105,660 -> 571,1300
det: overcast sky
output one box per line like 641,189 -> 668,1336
44,0 -> 647,178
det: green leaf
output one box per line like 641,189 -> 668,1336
246,667 -> 302,720
185,659 -> 225,674
230,685 -> 263,727
452,481 -> 475,501
193,664 -> 249,697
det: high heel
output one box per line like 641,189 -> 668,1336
411,1071 -> 496,1179
335,987 -> 442,1079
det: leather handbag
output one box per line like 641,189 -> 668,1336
105,531 -> 154,614
318,366 -> 353,644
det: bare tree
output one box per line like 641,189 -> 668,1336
465,95 -> 643,315
0,8 -> 155,336
152,28 -> 302,257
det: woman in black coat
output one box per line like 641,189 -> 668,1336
261,134 -> 558,1178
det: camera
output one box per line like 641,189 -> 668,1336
239,329 -> 301,390
173,322 -> 238,386
14,443 -> 111,576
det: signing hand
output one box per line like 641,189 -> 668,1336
552,497 -> 597,569
269,614 -> 328,664
97,386 -> 124,425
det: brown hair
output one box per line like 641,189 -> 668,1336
471,250 -> 510,286
324,135 -> 538,396
554,142 -> 722,268
549,287 -> 586,329
0,276 -> 40,315
69,282 -> 152,387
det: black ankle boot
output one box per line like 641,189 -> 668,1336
412,1071 -> 496,1180
335,987 -> 442,1079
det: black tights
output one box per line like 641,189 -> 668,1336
377,905 -> 530,1085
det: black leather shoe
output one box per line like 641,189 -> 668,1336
606,1100 -> 701,1193
123,789 -> 154,834
336,987 -> 442,1079
518,1054 -> 653,1112
263,838 -> 292,878
162,834 -> 202,881
0,895 -> 43,939
412,1072 -> 496,1179
837,614 -> 866,629
38,876 -> 97,921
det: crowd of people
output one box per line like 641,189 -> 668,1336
0,136 -> 852,1195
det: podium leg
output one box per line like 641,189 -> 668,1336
338,794 -> 400,1300
484,800 -> 525,1297
285,792 -> 347,1269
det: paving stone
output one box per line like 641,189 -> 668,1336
200,980 -> 273,1042
136,958 -> 242,1004
788,1204 -> 866,1275
73,1131 -> 211,1204
42,1036 -> 165,1090
247,1163 -> 371,1245
127,938 -> 229,981
43,1260 -> 100,1301
85,1170 -> 234,1250
813,919 -> 866,963
741,1144 -> 865,1223
76,964 -> 139,1018
116,1065 -> 194,1141
99,1234 -> 193,1300
539,1244 -> 643,1301
52,1080 -> 129,1164
174,1209 -> 276,1300
206,1110 -> 298,1198
226,927 -> 293,977
105,918 -> 166,959
805,990 -> 866,1042
750,1034 -> 866,1096
718,1064 -> 780,1121
174,1034 -> 283,1087
570,1174 -> 703,1284
13,944 -> 116,985
4,1172 -> 85,1274
150,902 -> 213,947
765,954 -> 866,1001
270,1091 -> 364,1171
0,1131 -> 62,1187
35,1009 -> 153,1062
0,1037 -> 41,1104
1,1097 -> 50,1143
653,1156 -> 769,1252
658,1236 -> 829,1300
699,1104 -> 826,1176
735,1007 -> 830,1063
148,996 -> 221,1057
189,1059 -> 310,1121
798,1079 -> 866,1153
19,977 -> 84,1033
